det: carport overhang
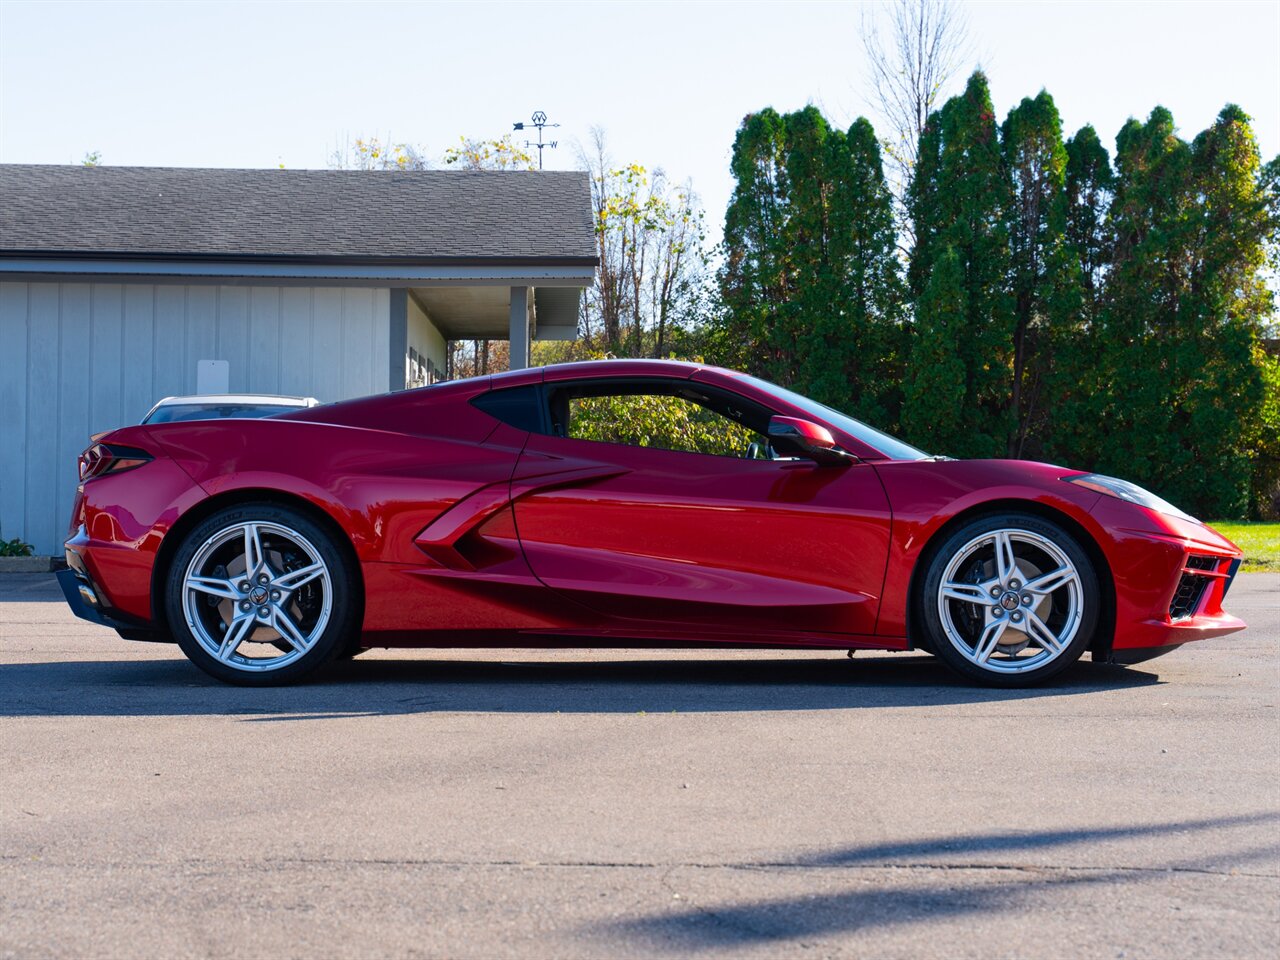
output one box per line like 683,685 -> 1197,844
0,252 -> 596,371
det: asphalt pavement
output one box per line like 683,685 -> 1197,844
1,571 -> 1276,959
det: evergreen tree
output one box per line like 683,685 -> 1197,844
775,106 -> 837,388
800,117 -> 906,424
720,108 -> 791,376
903,71 -> 1014,457
721,107 -> 904,421
1042,125 -> 1114,467
906,113 -> 944,299
1062,125 -> 1114,316
1085,106 -> 1270,517
901,246 -> 967,450
1001,91 -> 1079,457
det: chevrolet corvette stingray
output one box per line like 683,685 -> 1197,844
58,360 -> 1246,686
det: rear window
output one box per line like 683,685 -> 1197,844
143,404 -> 298,424
470,385 -> 545,433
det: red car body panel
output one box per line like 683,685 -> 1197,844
62,360 -> 1246,661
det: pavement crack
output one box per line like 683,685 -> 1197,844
8,855 -> 1273,881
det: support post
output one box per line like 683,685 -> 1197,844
389,288 -> 408,390
508,286 -> 530,370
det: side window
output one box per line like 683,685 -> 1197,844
565,391 -> 768,459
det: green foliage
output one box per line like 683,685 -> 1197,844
1043,125 -> 1114,467
1001,91 -> 1080,458
719,106 -> 904,424
579,133 -> 711,358
1243,346 -> 1280,520
1062,125 -> 1114,313
1062,105 -> 1273,518
568,394 -> 762,458
902,71 -> 1015,458
800,117 -> 906,427
0,537 -> 34,557
721,107 -> 791,374
900,246 -> 967,450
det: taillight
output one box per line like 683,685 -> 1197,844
78,443 -> 153,481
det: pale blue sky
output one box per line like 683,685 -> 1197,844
2,0 -> 1277,240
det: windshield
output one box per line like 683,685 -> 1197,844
736,374 -> 929,461
144,403 -> 298,424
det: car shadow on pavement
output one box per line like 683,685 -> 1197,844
0,652 -> 1161,718
590,812 -> 1280,951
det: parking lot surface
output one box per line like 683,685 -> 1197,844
1,572 -> 1277,959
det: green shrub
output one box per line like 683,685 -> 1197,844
0,537 -> 34,558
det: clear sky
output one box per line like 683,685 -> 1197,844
2,0 -> 1277,241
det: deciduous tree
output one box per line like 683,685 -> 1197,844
442,135 -> 536,171
578,129 -> 710,358
860,0 -> 972,240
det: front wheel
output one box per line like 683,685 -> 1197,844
165,502 -> 360,686
918,512 -> 1100,687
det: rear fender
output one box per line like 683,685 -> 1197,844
145,419 -> 525,565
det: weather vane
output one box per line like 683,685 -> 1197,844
512,111 -> 560,170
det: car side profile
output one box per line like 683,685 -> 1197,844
58,360 -> 1246,687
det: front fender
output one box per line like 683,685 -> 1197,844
871,460 -> 1105,638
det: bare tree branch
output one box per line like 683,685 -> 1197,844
860,0 -> 972,238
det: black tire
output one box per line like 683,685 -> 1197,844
164,502 -> 360,686
917,511 -> 1100,687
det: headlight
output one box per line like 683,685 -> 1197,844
1063,473 -> 1199,523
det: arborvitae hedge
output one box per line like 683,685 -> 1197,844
718,74 -> 1279,519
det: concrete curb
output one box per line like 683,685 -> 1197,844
0,556 -> 55,574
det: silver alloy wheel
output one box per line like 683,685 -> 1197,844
935,528 -> 1083,675
180,520 -> 333,672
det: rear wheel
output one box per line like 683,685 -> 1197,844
165,502 -> 360,685
918,512 -> 1099,687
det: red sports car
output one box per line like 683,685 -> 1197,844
58,360 -> 1246,687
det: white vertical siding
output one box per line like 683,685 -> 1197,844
406,296 -> 447,383
0,283 -> 28,553
0,281 -> 392,555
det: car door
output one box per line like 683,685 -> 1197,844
510,379 -> 893,640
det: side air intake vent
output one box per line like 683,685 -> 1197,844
1169,556 -> 1218,621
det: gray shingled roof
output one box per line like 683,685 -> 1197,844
0,164 -> 597,263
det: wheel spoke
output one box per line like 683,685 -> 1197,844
275,562 -> 325,591
243,523 -> 266,576
941,581 -> 991,604
272,608 -> 312,653
1024,611 -> 1063,654
935,525 -> 1085,675
183,518 -> 334,672
1024,566 -> 1078,596
971,618 -> 1008,663
218,615 -> 256,661
993,531 -> 1017,583
186,575 -> 239,600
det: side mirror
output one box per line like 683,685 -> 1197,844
767,416 -> 853,466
